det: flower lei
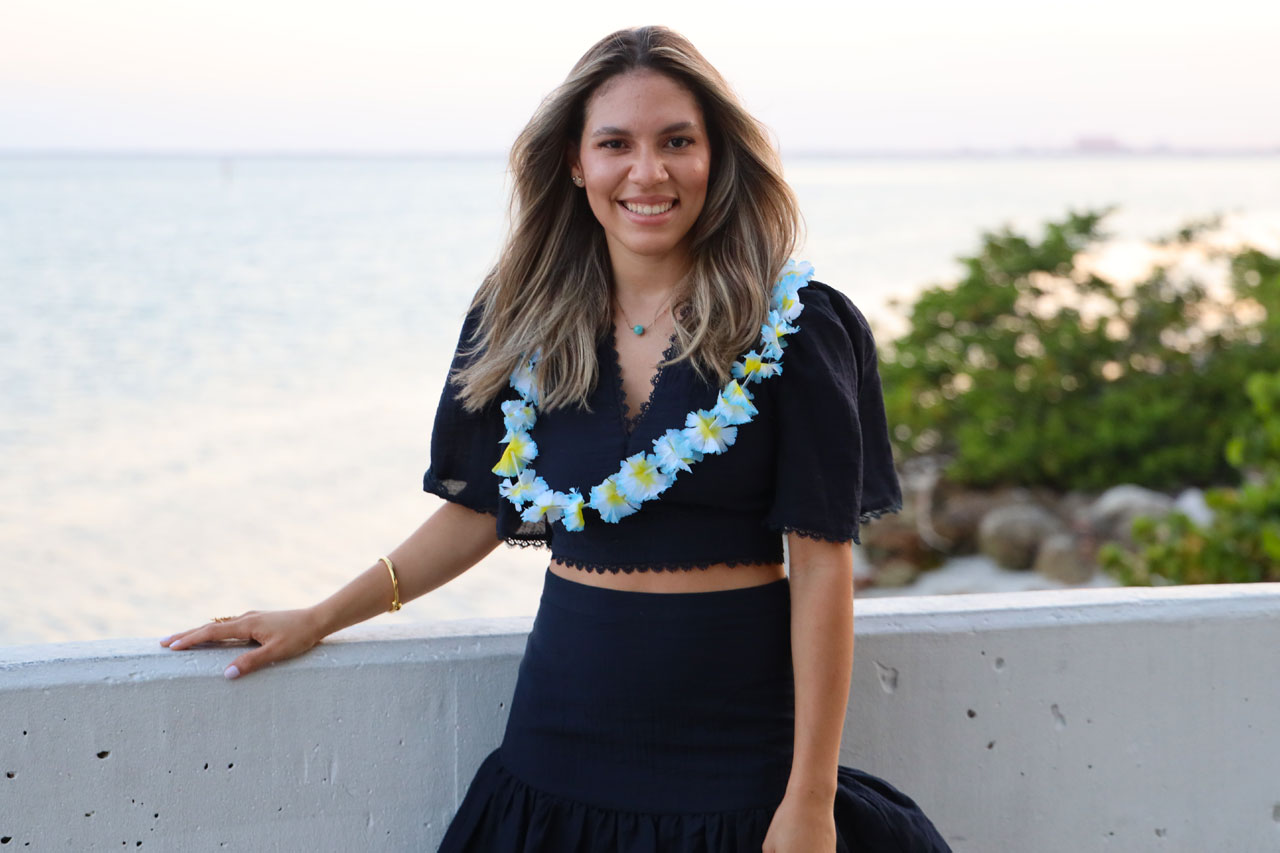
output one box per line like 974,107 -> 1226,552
491,260 -> 814,532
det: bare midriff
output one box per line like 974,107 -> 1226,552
549,558 -> 786,593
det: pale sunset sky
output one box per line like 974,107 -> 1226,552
2,0 -> 1277,154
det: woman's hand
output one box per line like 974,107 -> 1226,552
160,608 -> 325,680
762,790 -> 838,853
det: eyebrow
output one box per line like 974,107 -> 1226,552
590,121 -> 697,138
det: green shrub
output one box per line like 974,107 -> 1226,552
879,207 -> 1279,491
1100,371 -> 1280,585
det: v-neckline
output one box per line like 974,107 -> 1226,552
606,323 -> 680,438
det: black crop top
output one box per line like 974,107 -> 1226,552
423,279 -> 902,573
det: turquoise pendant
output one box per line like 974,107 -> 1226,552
633,325 -> 645,335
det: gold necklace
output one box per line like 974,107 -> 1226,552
615,292 -> 674,336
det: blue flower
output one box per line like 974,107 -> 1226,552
560,488 -> 585,532
501,399 -> 536,432
731,350 -> 782,385
682,409 -> 738,454
615,452 -> 674,502
588,475 -> 640,523
521,488 -> 564,524
770,261 -> 813,323
760,310 -> 797,360
491,429 -> 538,477
652,428 -> 703,474
775,259 -> 815,291
771,285 -> 805,323
712,380 -> 759,426
509,357 -> 539,404
499,469 -> 549,506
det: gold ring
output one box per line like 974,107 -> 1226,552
211,615 -> 237,623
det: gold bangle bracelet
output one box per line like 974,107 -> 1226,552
379,556 -> 402,612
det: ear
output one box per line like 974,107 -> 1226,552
567,141 -> 582,179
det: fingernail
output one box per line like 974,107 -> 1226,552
160,635 -> 173,645
224,665 -> 240,680
169,639 -> 183,649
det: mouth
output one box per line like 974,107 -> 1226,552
619,199 -> 677,217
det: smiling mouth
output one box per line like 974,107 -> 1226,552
621,200 -> 677,216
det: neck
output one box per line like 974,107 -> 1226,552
607,243 -> 692,306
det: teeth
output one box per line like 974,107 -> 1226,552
624,201 -> 673,215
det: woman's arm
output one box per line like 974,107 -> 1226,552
161,501 -> 501,678
313,501 -> 502,636
763,533 -> 854,852
786,533 -> 855,797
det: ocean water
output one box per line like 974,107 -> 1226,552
3,153 -> 1279,646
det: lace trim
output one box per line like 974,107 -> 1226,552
505,537 -> 551,549
860,499 -> 904,522
607,324 -> 680,436
779,526 -> 859,544
551,554 -> 783,574
774,500 -> 905,545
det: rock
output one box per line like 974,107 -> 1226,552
1174,488 -> 1214,527
1033,533 -> 1095,585
932,487 -> 1030,553
872,559 -> 921,589
978,504 -> 1065,570
1086,485 -> 1175,543
859,504 -> 942,573
1057,491 -> 1099,530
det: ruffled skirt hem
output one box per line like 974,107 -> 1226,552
438,748 -> 950,853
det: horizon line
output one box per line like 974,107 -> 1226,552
3,144 -> 1280,160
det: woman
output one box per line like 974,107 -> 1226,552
162,26 -> 950,853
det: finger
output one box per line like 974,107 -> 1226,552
165,627 -> 216,649
167,619 -> 254,649
160,624 -> 213,646
223,643 -> 278,680
162,611 -> 252,647
161,627 -> 204,647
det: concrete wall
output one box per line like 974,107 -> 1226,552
2,584 -> 1279,851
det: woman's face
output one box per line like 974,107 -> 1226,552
570,70 -> 711,270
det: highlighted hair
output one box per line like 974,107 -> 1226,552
454,25 -> 801,413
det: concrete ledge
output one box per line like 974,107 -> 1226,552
3,585 -> 1279,851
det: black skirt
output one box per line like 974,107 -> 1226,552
438,568 -> 951,852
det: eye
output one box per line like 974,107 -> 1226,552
597,139 -> 626,150
667,137 -> 694,150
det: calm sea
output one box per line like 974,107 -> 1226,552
3,153 -> 1278,646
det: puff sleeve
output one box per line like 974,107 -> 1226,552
764,281 -> 902,544
423,308 -> 555,547
422,307 -> 506,516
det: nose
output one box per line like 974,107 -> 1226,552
629,144 -> 668,186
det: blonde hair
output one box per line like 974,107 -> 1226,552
454,25 -> 801,413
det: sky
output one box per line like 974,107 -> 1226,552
2,0 -> 1278,154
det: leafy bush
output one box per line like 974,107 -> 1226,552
1099,370 -> 1280,585
879,207 -> 1279,491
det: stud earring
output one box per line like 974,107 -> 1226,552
572,175 -> 585,187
